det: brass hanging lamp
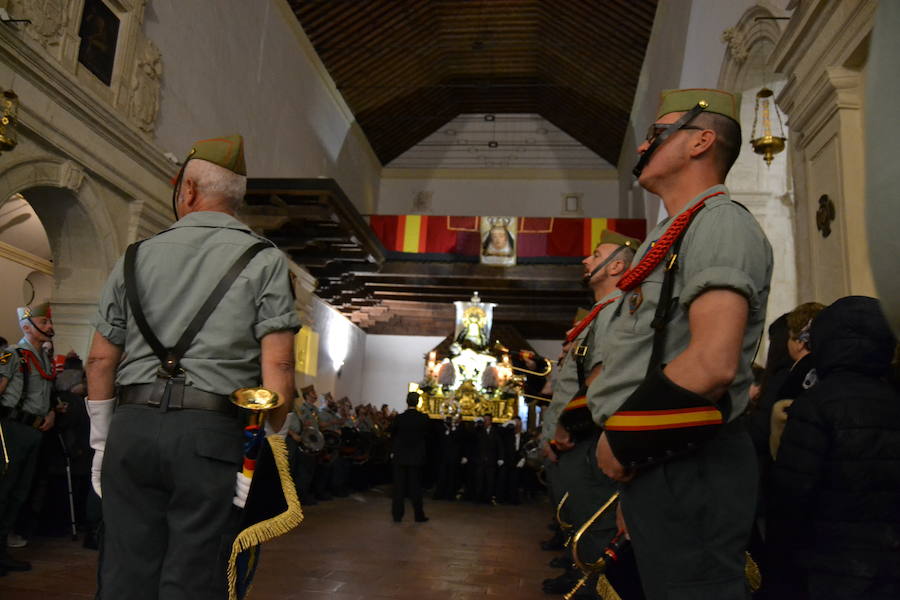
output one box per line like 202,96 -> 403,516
750,87 -> 786,166
0,90 -> 19,154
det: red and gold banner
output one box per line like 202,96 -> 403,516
369,215 -> 646,258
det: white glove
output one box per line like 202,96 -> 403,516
461,457 -> 468,465
233,472 -> 252,508
516,458 -> 526,469
497,459 -> 504,467
86,398 -> 116,497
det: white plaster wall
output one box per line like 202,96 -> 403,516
143,0 -> 381,212
304,297 -> 366,406
362,335 -> 445,412
377,176 -> 620,217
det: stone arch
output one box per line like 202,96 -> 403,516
0,154 -> 120,355
718,4 -> 786,93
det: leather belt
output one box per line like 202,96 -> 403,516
119,382 -> 237,417
0,406 -> 43,428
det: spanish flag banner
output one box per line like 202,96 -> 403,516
368,215 -> 645,258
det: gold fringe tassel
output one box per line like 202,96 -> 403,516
226,435 -> 304,600
595,574 -> 622,600
745,550 -> 762,592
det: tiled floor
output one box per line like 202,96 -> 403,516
1,489 -> 559,599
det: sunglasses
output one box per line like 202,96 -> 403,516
644,123 -> 704,144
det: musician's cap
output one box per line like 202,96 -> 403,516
657,88 -> 741,124
17,302 -> 51,321
599,230 -> 641,250
183,134 -> 246,176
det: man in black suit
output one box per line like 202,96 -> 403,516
388,392 -> 431,522
473,413 -> 505,503
499,416 -> 527,504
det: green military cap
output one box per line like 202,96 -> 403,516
17,302 -> 51,321
657,88 -> 741,125
599,229 -> 642,250
184,134 -> 246,175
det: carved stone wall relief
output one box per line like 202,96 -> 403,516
4,0 -> 162,137
129,37 -> 161,133
9,0 -> 67,50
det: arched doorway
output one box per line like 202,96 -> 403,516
0,157 -> 120,357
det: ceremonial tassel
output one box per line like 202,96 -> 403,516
617,191 -> 724,292
595,574 -> 622,600
226,435 -> 304,600
745,551 -> 762,592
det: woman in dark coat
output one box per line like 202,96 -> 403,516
770,296 -> 900,600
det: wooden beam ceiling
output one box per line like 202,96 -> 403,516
290,0 -> 657,165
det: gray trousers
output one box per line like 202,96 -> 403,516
97,405 -> 243,600
622,426 -> 757,600
0,419 -> 42,537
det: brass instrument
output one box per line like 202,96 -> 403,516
230,387 -> 283,428
510,355 -> 553,377
556,492 -> 574,547
565,491 -> 620,600
0,421 -> 9,474
298,428 -> 325,454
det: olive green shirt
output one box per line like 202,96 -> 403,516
0,339 -> 54,415
92,211 -> 301,396
588,185 -> 773,423
542,290 -> 622,442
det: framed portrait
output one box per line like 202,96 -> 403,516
480,217 -> 517,267
78,0 -> 120,86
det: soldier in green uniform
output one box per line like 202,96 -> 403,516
0,303 -> 56,575
591,89 -> 774,599
286,385 -> 321,506
541,232 -> 639,593
317,392 -> 346,497
85,134 -> 300,600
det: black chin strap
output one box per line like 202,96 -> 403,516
26,317 -> 54,339
633,103 -> 708,178
586,244 -> 627,282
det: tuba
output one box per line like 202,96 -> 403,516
298,428 -> 325,454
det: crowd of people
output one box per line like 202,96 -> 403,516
2,87 -> 899,600
284,384 -> 543,514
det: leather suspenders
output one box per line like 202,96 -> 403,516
124,239 -> 270,381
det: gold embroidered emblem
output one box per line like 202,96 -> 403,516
0,352 -> 11,365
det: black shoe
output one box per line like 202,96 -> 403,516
540,537 -> 565,552
0,553 -> 32,572
83,531 -> 99,550
542,570 -> 579,594
414,515 -> 429,522
549,555 -> 571,569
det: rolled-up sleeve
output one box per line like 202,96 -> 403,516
254,250 -> 301,339
679,204 -> 771,312
91,256 -> 128,346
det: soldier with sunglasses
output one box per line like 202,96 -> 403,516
589,89 -> 774,600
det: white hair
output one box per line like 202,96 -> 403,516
181,158 -> 246,209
